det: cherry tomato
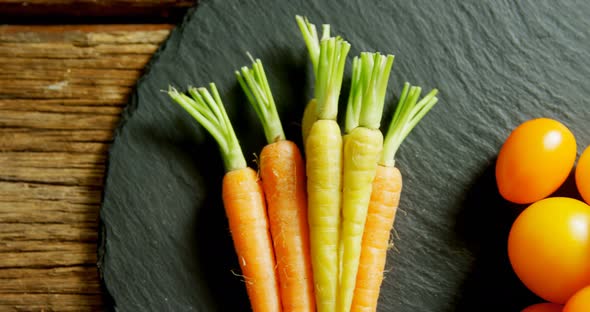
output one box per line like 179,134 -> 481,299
521,302 -> 563,312
564,285 -> 590,312
508,197 -> 590,304
576,145 -> 590,205
496,118 -> 576,204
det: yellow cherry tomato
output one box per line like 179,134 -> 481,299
508,197 -> 590,304
496,118 -> 576,204
522,302 -> 563,312
576,145 -> 590,205
564,285 -> 590,312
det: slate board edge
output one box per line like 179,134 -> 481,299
96,3 -> 201,310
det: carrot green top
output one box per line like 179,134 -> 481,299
295,15 -> 330,76
168,83 -> 247,172
236,57 -> 285,144
344,52 -> 395,133
296,15 -> 351,121
381,82 -> 439,167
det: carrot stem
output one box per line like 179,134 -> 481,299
296,15 -> 330,76
297,16 -> 346,144
316,37 -> 350,121
345,53 -> 394,133
297,15 -> 350,122
168,84 -> 247,171
381,83 -> 439,167
236,58 -> 285,143
344,57 -> 362,133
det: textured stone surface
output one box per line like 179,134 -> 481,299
98,0 -> 590,311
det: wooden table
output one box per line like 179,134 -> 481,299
0,1 -> 192,310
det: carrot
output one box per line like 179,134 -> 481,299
300,98 -> 317,143
222,167 -> 282,312
167,84 -> 281,312
296,15 -> 351,312
351,165 -> 402,312
236,58 -> 315,312
338,52 -> 394,312
351,83 -> 439,312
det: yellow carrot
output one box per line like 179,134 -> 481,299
296,15 -> 350,312
301,98 -> 317,143
338,52 -> 394,312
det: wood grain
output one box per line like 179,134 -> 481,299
0,0 -> 194,24
0,24 -> 173,311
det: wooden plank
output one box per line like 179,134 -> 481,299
0,129 -> 112,153
0,109 -> 120,130
0,42 -> 160,58
0,56 -> 150,70
0,24 -> 173,310
0,152 -> 105,168
0,250 -> 96,268
0,24 -> 173,42
0,267 -> 101,293
0,181 -> 102,205
0,101 -> 124,114
0,167 -> 105,186
0,109 -> 121,130
0,1 -> 193,24
0,293 -> 102,306
0,241 -> 96,253
0,98 -> 127,106
0,223 -> 98,242
0,267 -> 103,311
0,68 -> 141,85
0,201 -> 98,224
0,152 -> 106,185
0,294 -> 102,312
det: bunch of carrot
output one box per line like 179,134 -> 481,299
167,15 -> 439,312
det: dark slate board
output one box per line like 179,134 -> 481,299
97,0 -> 590,311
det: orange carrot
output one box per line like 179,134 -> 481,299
223,167 -> 282,312
351,166 -> 401,312
351,83 -> 439,312
260,141 -> 315,311
237,58 -> 315,311
168,84 -> 281,312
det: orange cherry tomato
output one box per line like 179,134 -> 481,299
521,302 -> 563,312
576,145 -> 590,204
508,197 -> 590,304
496,118 -> 577,204
564,285 -> 590,312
